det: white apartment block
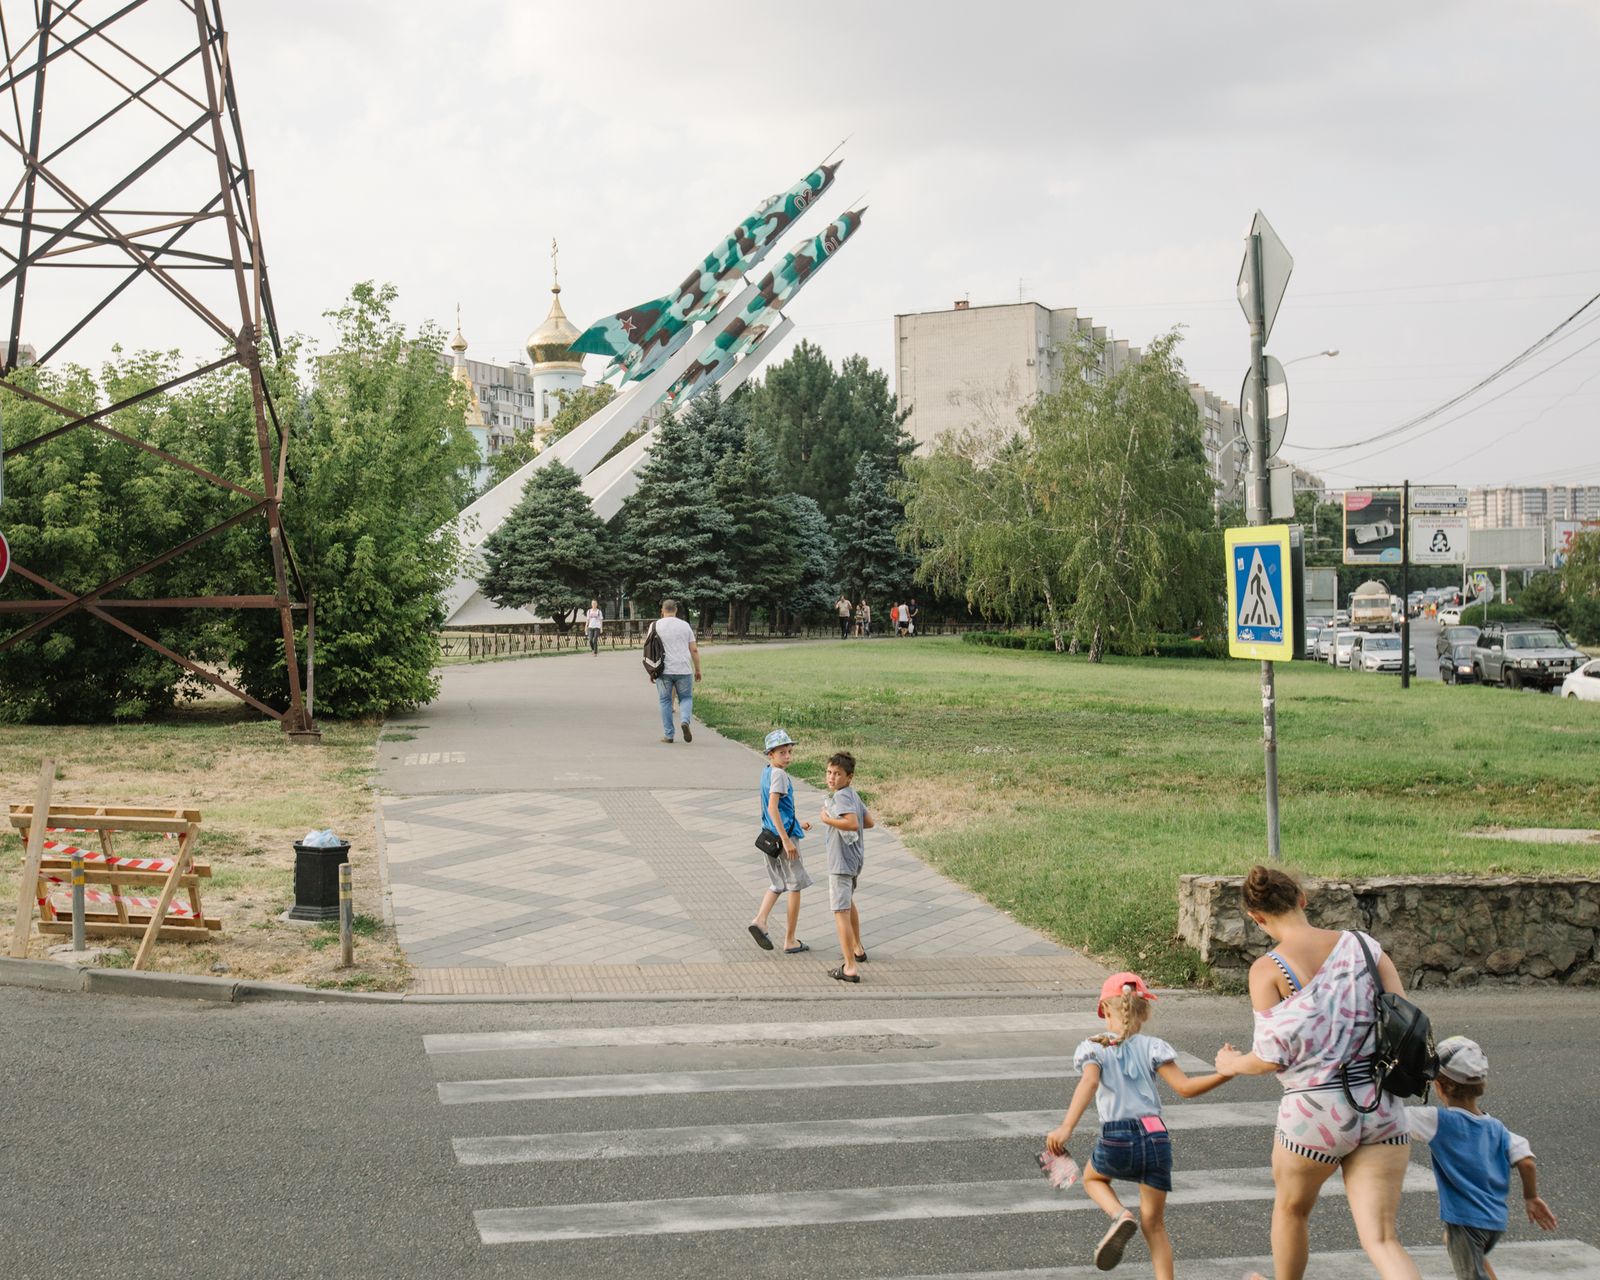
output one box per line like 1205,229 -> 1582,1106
893,300 -> 1244,503
1467,485 -> 1600,529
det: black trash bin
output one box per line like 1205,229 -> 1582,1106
289,839 -> 350,922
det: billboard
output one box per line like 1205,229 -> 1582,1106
1410,515 -> 1468,565
1469,526 -> 1545,569
1343,489 -> 1403,565
1552,520 -> 1600,568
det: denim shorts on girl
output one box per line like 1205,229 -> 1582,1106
1090,1116 -> 1172,1191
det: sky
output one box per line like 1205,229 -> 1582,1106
9,0 -> 1600,491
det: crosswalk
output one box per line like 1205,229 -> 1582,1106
425,1012 -> 1600,1278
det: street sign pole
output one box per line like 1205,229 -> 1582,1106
1245,230 -> 1282,861
1400,480 -> 1411,690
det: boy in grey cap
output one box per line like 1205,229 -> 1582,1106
1406,1035 -> 1558,1280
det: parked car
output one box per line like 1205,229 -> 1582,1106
1561,658 -> 1600,702
1315,626 -> 1338,663
1350,632 -> 1416,675
1472,621 -> 1587,691
1440,640 -> 1478,684
1332,629 -> 1358,667
1435,624 -> 1480,663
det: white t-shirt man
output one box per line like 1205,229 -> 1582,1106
654,615 -> 697,676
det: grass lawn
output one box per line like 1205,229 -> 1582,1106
0,706 -> 403,989
694,638 -> 1600,984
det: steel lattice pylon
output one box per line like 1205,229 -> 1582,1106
0,0 -> 314,734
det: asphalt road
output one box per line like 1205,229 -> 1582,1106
4,986 -> 1597,1280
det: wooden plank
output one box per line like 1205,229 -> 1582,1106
38,859 -> 212,879
8,804 -> 201,834
9,760 -> 55,958
100,831 -> 129,925
37,921 -> 218,940
38,869 -> 205,888
132,824 -> 197,970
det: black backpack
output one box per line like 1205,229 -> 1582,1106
1342,931 -> 1438,1112
641,622 -> 665,681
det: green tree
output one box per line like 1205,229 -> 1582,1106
1559,530 -> 1600,642
616,401 -> 732,625
746,341 -> 911,520
477,461 -> 615,631
783,494 -> 839,624
834,455 -> 916,608
712,428 -> 802,635
0,351 -> 271,722
1031,331 -> 1213,661
235,282 -> 480,718
901,429 -> 1077,649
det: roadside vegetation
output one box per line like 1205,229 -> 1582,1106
0,706 -> 402,988
695,638 -> 1600,984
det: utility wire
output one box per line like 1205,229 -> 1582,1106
1289,290 -> 1600,455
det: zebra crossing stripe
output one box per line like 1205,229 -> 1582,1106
423,1013 -> 1105,1055
474,1164 -> 1439,1244
885,1240 -> 1600,1280
453,1100 -> 1280,1164
439,1052 -> 1211,1105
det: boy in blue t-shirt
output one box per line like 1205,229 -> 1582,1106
748,730 -> 812,954
1406,1036 -> 1558,1280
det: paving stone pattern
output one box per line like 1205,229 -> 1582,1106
378,652 -> 1105,995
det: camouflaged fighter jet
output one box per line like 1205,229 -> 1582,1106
661,207 -> 866,407
571,158 -> 843,382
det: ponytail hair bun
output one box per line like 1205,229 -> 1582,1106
1241,864 -> 1302,915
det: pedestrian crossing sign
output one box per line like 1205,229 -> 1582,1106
1225,525 -> 1294,660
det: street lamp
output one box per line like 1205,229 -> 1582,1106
1283,348 -> 1339,367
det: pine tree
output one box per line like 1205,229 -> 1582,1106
476,461 -> 615,630
834,455 -> 915,608
712,428 -> 803,635
784,494 -> 839,624
617,406 -> 733,625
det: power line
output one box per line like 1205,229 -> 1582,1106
1287,291 -> 1600,456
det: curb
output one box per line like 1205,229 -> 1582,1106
0,957 -> 1113,1005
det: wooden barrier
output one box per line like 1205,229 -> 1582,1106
8,803 -> 212,969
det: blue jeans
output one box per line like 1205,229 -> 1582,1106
657,673 -> 694,738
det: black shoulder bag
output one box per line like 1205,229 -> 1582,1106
1341,931 -> 1438,1113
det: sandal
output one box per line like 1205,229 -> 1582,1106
783,941 -> 810,954
747,924 -> 774,951
1095,1212 -> 1137,1271
853,950 -> 868,963
828,966 -> 860,983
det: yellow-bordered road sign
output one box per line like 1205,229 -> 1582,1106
1225,525 -> 1294,660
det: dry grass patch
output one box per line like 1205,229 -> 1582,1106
0,702 -> 403,990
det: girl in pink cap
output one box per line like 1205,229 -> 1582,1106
1046,970 -> 1234,1275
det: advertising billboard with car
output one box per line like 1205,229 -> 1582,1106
1343,489 -> 1403,564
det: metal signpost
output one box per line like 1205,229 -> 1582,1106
1234,211 -> 1295,860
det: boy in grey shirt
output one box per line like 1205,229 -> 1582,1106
816,751 -> 874,983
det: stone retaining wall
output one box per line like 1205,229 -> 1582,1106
1178,874 -> 1600,988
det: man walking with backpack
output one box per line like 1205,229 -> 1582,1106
644,599 -> 701,744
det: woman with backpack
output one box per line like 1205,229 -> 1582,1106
1213,865 -> 1423,1280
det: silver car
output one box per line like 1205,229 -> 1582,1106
1316,626 -> 1338,663
1350,632 -> 1416,675
1332,629 -> 1358,667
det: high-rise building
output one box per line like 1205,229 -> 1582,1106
893,300 -> 1244,503
1467,485 -> 1600,528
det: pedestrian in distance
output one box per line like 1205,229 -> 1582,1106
816,750 -> 873,983
650,599 -> 701,744
1046,972 -> 1234,1275
748,729 -> 812,954
835,593 -> 853,640
585,598 -> 603,656
908,597 -> 920,636
1214,865 -> 1423,1280
1406,1035 -> 1557,1280
856,597 -> 871,638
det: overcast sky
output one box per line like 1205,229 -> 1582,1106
15,1 -> 1600,492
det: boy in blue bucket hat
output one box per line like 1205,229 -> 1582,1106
748,729 -> 813,954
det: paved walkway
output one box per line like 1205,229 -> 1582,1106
378,649 -> 1105,996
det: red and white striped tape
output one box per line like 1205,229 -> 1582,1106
40,840 -> 178,874
41,878 -> 198,919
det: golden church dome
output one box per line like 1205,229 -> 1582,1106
526,285 -> 583,369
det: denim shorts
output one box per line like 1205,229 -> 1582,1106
1090,1117 -> 1173,1192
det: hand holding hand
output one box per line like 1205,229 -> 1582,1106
1215,1044 -> 1240,1076
1526,1196 -> 1558,1230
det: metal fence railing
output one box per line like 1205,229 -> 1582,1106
437,619 -> 989,662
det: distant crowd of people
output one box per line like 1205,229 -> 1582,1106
833,594 -> 920,639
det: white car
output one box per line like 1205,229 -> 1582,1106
1352,520 -> 1395,545
1332,629 -> 1358,667
1315,626 -> 1338,662
1350,632 -> 1417,675
1438,606 -> 1464,626
1561,658 -> 1600,702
